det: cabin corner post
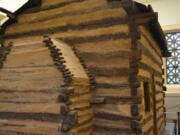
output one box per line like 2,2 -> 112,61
128,17 -> 142,135
43,36 -> 93,135
0,42 -> 13,70
43,37 -> 76,135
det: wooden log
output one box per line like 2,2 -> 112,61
5,8 -> 128,36
83,56 -> 130,69
77,112 -> 93,125
138,36 -> 162,63
140,54 -> 162,73
19,0 -> 126,23
141,116 -> 153,135
93,104 -> 132,118
0,66 -> 64,91
70,93 -> 91,103
93,118 -> 131,130
94,87 -> 131,97
139,41 -> 162,65
42,0 -> 81,10
3,18 -> 129,44
0,119 -> 59,135
0,112 -> 61,122
130,12 -> 158,25
140,26 -> 162,57
95,76 -> 129,87
88,66 -> 131,77
71,121 -> 92,134
0,103 -> 62,114
3,47 -> 54,68
77,50 -> 133,62
0,92 -> 60,103
93,120 -> 132,135
75,38 -> 131,55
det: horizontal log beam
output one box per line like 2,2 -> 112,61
0,112 -> 61,122
94,112 -> 141,121
130,12 -> 158,25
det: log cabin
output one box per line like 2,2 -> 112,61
0,0 -> 170,135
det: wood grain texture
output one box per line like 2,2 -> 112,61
1,0 -> 166,134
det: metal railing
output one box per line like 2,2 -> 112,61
166,112 -> 180,135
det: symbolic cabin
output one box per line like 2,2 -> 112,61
0,0 -> 170,135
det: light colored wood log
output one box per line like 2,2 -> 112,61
154,76 -> 163,84
69,101 -> 90,110
77,108 -> 92,117
71,121 -> 92,134
156,93 -> 163,101
95,88 -> 131,97
139,35 -> 162,64
0,103 -> 62,114
84,57 -> 130,69
0,66 -> 64,91
71,93 -> 91,103
96,76 -> 129,86
93,104 -> 131,118
156,101 -> 164,110
78,113 -> 93,125
76,38 -> 132,54
52,39 -> 89,79
6,8 -> 127,35
138,69 -> 162,81
70,85 -> 90,94
0,119 -> 59,135
19,0 -> 125,23
140,54 -> 162,73
157,118 -> 165,135
3,47 -> 53,68
141,117 -> 153,134
138,69 -> 151,79
4,23 -> 129,45
93,118 -> 131,129
0,92 -> 59,103
140,26 -> 162,56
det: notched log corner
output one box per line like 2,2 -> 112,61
0,42 -> 13,70
131,105 -> 139,116
61,111 -> 78,132
60,105 -> 69,116
72,47 -> 96,89
60,88 -> 74,95
58,94 -> 69,102
91,97 -> 105,104
162,86 -> 167,91
43,36 -> 73,85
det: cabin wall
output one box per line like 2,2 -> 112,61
0,39 -> 92,135
137,26 -> 166,135
1,0 -> 166,135
2,0 -> 136,135
0,41 -> 65,135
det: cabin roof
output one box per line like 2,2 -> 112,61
0,0 -> 169,57
0,0 -> 41,28
133,2 -> 170,57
